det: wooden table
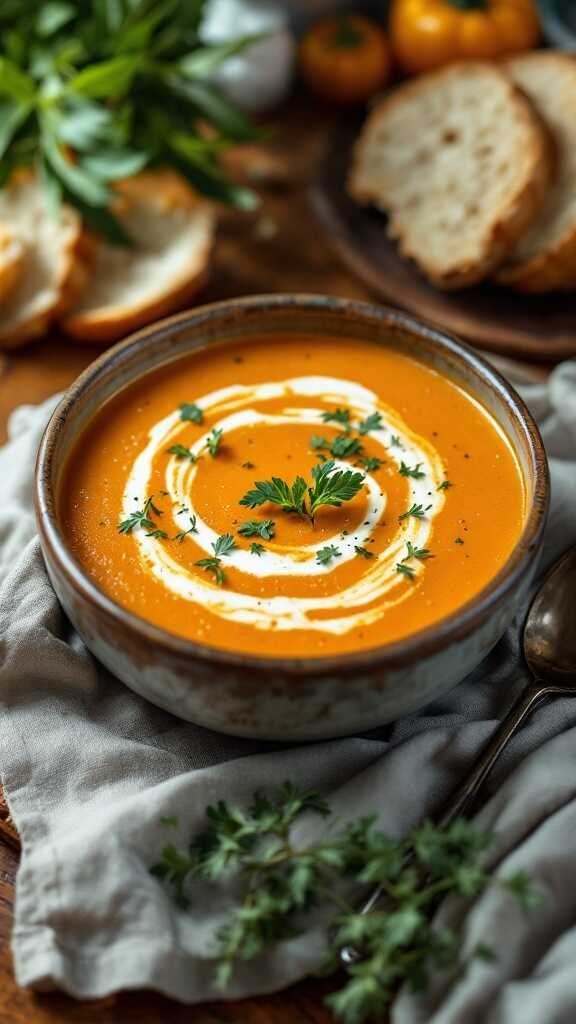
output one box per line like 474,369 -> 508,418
0,98 -> 548,1023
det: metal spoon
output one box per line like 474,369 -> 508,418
342,544 -> 576,962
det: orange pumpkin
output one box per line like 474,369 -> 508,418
390,0 -> 540,75
300,15 -> 391,105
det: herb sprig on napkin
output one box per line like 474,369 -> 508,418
0,0 -> 260,242
152,782 -> 538,1023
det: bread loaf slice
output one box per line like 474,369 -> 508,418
0,172 -> 82,349
0,227 -> 24,303
496,53 -> 576,292
348,62 -> 551,289
61,170 -> 214,344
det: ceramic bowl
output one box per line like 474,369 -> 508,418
35,295 -> 549,740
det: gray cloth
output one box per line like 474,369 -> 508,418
0,362 -> 575,1022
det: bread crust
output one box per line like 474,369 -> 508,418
61,171 -> 214,344
496,52 -> 576,293
349,62 -> 552,290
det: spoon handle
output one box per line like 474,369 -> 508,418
437,681 -> 548,828
341,680 -> 550,963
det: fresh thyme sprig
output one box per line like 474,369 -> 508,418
399,504 -> 432,522
240,460 -> 365,525
194,532 -> 236,586
404,541 -> 432,561
396,562 -> 416,580
355,545 -> 374,559
174,515 -> 198,542
118,495 -> 162,534
151,784 -> 538,1024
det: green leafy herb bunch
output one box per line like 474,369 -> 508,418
151,782 -> 538,1023
0,0 -> 260,242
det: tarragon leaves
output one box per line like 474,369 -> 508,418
240,460 -> 365,525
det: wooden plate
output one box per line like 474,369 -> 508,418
311,117 -> 576,363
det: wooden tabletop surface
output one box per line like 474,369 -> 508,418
0,97 -> 550,1023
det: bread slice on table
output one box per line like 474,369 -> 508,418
0,227 -> 24,304
348,62 -> 552,290
0,172 -> 82,349
61,170 -> 215,344
496,52 -> 576,293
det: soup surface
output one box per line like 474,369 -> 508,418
60,334 -> 525,657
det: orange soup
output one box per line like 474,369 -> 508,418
60,335 -> 525,658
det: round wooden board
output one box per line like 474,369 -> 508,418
311,117 -> 576,363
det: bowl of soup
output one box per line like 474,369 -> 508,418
35,295 -> 548,739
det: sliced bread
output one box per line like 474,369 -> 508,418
496,52 -> 576,292
0,227 -> 24,303
61,170 -> 215,344
348,62 -> 551,289
0,172 -> 82,349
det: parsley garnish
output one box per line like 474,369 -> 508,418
206,428 -> 223,457
316,544 -> 341,566
238,519 -> 275,540
455,536 -> 465,545
321,408 -> 351,432
399,503 -> 431,521
358,411 -> 383,435
167,444 -> 197,461
118,496 -> 161,534
390,434 -> 401,446
250,542 -> 265,556
180,403 -> 204,424
195,533 -> 236,586
396,562 -> 416,579
174,515 -> 198,542
310,434 -> 329,450
151,784 -> 538,1023
331,434 -> 363,458
404,541 -> 432,561
240,460 -> 365,525
354,545 -> 374,559
399,461 -> 425,479
438,480 -> 452,491
358,456 -> 383,472
212,533 -> 237,557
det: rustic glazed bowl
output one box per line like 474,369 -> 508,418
36,296 -> 549,740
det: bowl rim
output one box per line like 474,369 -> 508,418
35,293 -> 550,677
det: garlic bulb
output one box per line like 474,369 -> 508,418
200,0 -> 296,114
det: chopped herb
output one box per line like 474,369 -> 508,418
146,528 -> 169,540
321,408 -> 351,432
438,480 -> 452,491
238,519 -> 275,540
249,542 -> 265,556
330,434 -> 363,459
358,411 -> 383,435
310,435 -> 329,450
151,784 -> 537,1023
118,496 -> 161,534
404,541 -> 432,561
174,515 -> 198,542
213,533 -> 237,557
396,562 -> 416,579
399,461 -> 425,480
195,557 -> 225,586
167,444 -> 197,461
358,456 -> 383,471
354,545 -> 374,559
390,434 -> 401,446
455,536 -> 465,545
207,428 -> 223,458
240,460 -> 365,525
399,503 -> 431,522
241,461 -> 255,470
316,544 -> 341,566
179,403 -> 204,424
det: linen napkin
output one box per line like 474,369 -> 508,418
0,360 -> 575,1022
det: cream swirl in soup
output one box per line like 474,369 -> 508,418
60,335 -> 525,657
